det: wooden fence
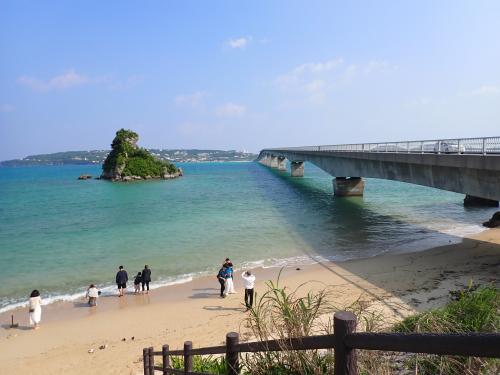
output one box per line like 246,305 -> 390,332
142,311 -> 500,375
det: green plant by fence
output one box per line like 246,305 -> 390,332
142,311 -> 500,375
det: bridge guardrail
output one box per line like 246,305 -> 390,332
263,136 -> 500,155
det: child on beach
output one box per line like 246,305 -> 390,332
86,284 -> 99,306
28,290 -> 42,329
134,272 -> 142,294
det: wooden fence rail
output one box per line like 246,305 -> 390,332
143,310 -> 500,375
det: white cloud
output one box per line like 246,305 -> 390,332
363,60 -> 398,74
18,70 -> 144,92
305,79 -> 326,93
108,75 -> 144,91
19,69 -> 90,91
405,97 -> 431,108
276,58 -> 344,86
0,104 -> 15,112
174,91 -> 206,108
214,102 -> 246,117
465,85 -> 500,96
303,80 -> 327,104
227,36 -> 251,49
275,58 -> 399,106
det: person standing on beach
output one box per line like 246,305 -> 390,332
28,290 -> 42,329
134,272 -> 142,294
217,266 -> 227,298
141,265 -> 151,294
224,258 -> 233,270
224,263 -> 236,295
115,266 -> 128,297
241,271 -> 256,309
224,258 -> 235,288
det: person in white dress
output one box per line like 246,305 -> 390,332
86,284 -> 99,306
28,290 -> 42,329
223,265 -> 236,295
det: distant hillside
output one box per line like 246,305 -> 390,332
0,149 -> 257,166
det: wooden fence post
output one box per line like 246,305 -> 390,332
143,348 -> 150,375
226,332 -> 240,375
148,347 -> 155,375
334,311 -> 358,375
162,344 -> 170,374
184,341 -> 193,374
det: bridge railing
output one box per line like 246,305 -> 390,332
263,136 -> 500,155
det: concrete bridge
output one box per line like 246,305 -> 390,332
258,137 -> 500,205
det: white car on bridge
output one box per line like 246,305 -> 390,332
433,141 -> 466,154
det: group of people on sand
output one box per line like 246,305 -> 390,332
26,260 -> 257,330
217,258 -> 256,310
115,264 -> 152,297
25,265 -> 153,329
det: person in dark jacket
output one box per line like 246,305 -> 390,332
134,272 -> 142,294
141,265 -> 152,294
217,266 -> 227,298
115,265 -> 128,297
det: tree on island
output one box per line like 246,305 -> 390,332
101,129 -> 181,181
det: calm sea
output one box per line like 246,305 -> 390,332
0,162 -> 496,312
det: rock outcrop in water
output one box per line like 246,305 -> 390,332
77,174 -> 92,180
101,129 -> 181,181
483,211 -> 500,228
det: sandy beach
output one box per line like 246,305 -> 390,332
1,228 -> 499,375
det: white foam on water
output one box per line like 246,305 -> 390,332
437,223 -> 487,237
0,221 -> 490,315
0,273 -> 200,314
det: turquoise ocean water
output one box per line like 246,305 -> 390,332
0,162 -> 496,312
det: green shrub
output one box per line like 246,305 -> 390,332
102,128 -> 179,178
165,281 -> 498,375
171,355 -> 228,374
394,285 -> 500,374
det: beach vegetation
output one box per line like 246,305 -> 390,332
171,355 -> 228,373
167,282 -> 498,374
394,284 -> 500,374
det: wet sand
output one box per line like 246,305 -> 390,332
0,229 -> 499,375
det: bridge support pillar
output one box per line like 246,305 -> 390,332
464,195 -> 499,207
291,161 -> 304,177
333,177 -> 365,197
277,157 -> 286,171
270,155 -> 279,168
260,154 -> 271,166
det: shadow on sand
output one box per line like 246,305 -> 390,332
1,324 -> 32,331
203,305 -> 246,312
255,164 -> 500,315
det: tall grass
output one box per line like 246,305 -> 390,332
169,279 -> 498,374
394,284 -> 499,374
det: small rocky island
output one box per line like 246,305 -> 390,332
100,129 -> 182,181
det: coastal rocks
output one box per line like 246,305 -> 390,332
464,195 -> 499,207
163,168 -> 183,179
100,129 -> 182,182
78,174 -> 92,180
483,211 -> 500,228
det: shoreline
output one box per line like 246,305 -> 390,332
0,222 -> 490,316
0,229 -> 499,374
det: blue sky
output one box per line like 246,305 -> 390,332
1,1 -> 499,160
